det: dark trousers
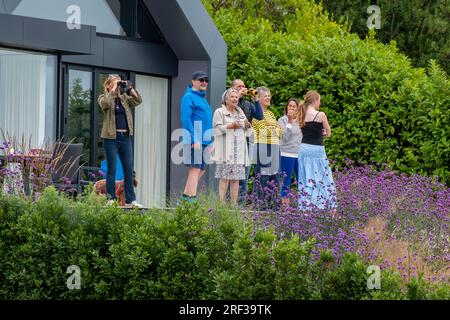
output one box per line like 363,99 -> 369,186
253,143 -> 279,208
104,134 -> 136,204
238,165 -> 251,202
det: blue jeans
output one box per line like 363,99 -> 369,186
104,133 -> 136,204
280,156 -> 299,197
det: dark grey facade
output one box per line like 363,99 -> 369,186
0,0 -> 227,205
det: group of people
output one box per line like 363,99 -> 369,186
180,71 -> 337,212
96,71 -> 337,212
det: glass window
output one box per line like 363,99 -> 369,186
7,0 -> 127,36
97,73 -> 109,165
0,47 -> 56,150
67,69 -> 93,166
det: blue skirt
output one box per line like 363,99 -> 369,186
298,143 -> 337,211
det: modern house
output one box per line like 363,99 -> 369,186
0,0 -> 227,207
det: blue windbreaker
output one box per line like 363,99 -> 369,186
180,85 -> 213,145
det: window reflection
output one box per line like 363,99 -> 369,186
67,70 -> 92,165
9,0 -> 126,36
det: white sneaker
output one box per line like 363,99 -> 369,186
106,199 -> 115,206
126,201 -> 143,209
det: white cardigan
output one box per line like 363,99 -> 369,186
211,105 -> 252,166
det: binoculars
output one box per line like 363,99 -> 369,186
118,80 -> 132,95
242,88 -> 258,96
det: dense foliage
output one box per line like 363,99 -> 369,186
0,187 -> 448,299
317,0 -> 450,74
203,0 -> 450,184
207,0 -> 450,73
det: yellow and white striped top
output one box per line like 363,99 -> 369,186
251,110 -> 282,145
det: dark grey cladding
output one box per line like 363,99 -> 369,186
0,13 -> 94,55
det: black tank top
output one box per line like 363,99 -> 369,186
301,112 -> 323,146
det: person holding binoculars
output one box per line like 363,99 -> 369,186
231,79 -> 263,204
98,74 -> 143,208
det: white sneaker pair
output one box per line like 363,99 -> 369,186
125,201 -> 143,209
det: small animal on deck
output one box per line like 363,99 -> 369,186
93,172 -> 138,206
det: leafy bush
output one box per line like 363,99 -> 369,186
1,187 -> 448,299
320,252 -> 369,300
203,0 -> 450,184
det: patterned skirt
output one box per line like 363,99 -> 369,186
298,143 -> 337,211
215,164 -> 246,180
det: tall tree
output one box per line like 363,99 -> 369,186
318,0 -> 449,74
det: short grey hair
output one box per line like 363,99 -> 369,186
221,88 -> 239,105
231,79 -> 244,88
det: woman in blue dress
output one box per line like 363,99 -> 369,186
297,90 -> 337,213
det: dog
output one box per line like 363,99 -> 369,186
94,172 -> 138,206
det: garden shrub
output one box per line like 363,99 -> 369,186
365,269 -> 406,300
0,188 -> 448,299
319,252 -> 369,300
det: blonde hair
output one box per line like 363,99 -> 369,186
297,90 -> 320,128
103,75 -> 120,94
256,86 -> 270,99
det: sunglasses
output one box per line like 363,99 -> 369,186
197,78 -> 209,83
107,74 -> 120,79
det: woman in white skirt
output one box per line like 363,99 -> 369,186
296,90 -> 337,212
212,88 -> 252,205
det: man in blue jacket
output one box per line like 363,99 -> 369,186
180,70 -> 213,203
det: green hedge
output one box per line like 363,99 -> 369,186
0,187 -> 448,299
203,0 -> 450,184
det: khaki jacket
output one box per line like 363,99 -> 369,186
98,90 -> 143,139
211,105 -> 252,166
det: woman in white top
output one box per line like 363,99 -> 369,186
278,98 -> 303,207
